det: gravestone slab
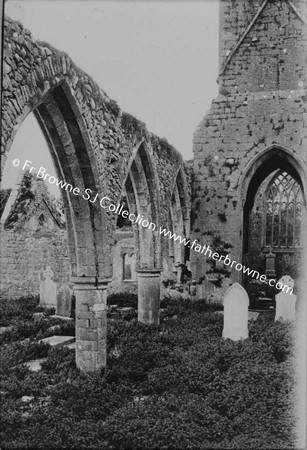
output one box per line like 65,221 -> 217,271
275,275 -> 297,321
223,282 -> 249,341
40,266 -> 57,308
38,335 -> 75,348
57,285 -> 73,317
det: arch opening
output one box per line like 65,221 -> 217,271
242,149 -> 306,304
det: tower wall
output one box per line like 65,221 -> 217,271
192,0 -> 307,291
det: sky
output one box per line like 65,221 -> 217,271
3,0 -> 219,195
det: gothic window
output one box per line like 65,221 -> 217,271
265,171 -> 302,248
123,253 -> 136,281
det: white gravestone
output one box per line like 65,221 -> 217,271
40,266 -> 57,308
275,275 -> 296,321
223,282 -> 249,341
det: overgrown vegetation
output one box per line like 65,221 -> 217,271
107,292 -> 138,309
121,111 -> 146,138
0,295 -> 297,449
4,171 -> 35,229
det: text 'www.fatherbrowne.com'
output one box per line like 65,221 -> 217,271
14,159 -> 293,295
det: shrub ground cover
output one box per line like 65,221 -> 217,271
0,296 -> 297,449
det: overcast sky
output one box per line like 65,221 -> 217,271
3,0 -> 219,195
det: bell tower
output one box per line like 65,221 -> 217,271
191,0 -> 307,296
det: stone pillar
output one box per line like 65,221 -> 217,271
137,269 -> 161,325
72,277 -> 110,372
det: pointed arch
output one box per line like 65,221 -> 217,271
166,164 -> 190,269
122,140 -> 161,269
1,78 -> 111,280
240,145 -> 307,207
240,145 -> 307,283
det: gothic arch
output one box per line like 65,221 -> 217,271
167,165 -> 190,267
239,145 -> 307,282
122,140 -> 161,269
119,140 -> 162,324
3,81 -> 110,280
2,18 -> 113,370
240,145 -> 307,206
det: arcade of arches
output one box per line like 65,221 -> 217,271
1,0 -> 307,371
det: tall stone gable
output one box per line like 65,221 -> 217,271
192,0 -> 307,286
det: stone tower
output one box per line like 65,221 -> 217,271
192,0 -> 307,294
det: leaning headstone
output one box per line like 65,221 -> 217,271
223,282 -> 249,341
275,275 -> 296,321
40,266 -> 57,308
56,285 -> 73,317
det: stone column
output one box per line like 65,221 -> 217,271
137,269 -> 161,325
71,276 -> 110,372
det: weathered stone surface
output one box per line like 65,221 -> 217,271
2,2 -> 306,373
0,174 -> 69,300
192,0 -> 307,293
223,282 -> 249,341
137,269 -> 161,325
56,284 -> 73,317
275,275 -> 297,321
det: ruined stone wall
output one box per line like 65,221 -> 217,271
2,17 -> 187,277
192,0 -> 307,292
219,0 -> 307,93
0,228 -> 70,299
108,231 -> 138,294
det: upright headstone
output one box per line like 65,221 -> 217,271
223,282 -> 249,341
40,266 -> 57,308
56,284 -> 73,317
275,275 -> 296,321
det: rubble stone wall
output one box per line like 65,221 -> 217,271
192,0 -> 307,292
2,16 -> 190,281
0,228 -> 70,299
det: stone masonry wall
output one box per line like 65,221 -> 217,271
2,17 -> 188,279
0,228 -> 70,299
192,0 -> 307,293
219,0 -> 307,94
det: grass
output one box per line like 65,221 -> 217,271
0,295 -> 297,449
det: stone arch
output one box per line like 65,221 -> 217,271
164,165 -> 190,276
165,166 -> 190,275
240,145 -> 307,206
2,18 -> 112,370
121,140 -> 161,324
123,139 -> 161,269
239,145 -> 307,284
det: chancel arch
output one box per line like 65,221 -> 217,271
241,146 -> 307,289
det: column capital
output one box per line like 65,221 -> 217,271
136,268 -> 162,278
